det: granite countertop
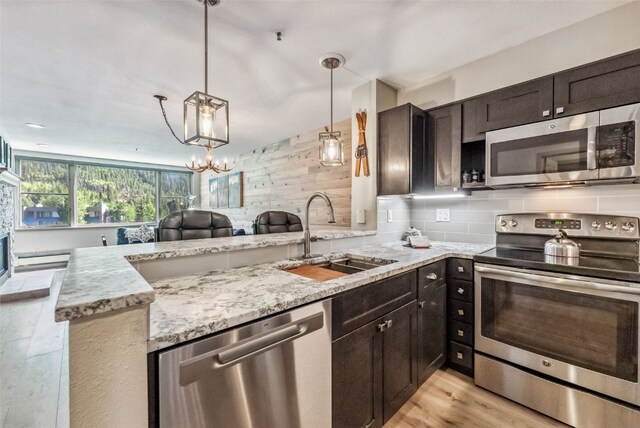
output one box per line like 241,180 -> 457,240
54,228 -> 376,321
148,241 -> 493,352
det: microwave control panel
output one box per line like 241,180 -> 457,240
598,121 -> 635,168
535,218 -> 581,230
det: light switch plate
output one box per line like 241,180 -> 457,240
436,209 -> 450,222
357,209 -> 366,224
387,209 -> 393,223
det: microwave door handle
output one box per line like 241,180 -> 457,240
587,126 -> 597,170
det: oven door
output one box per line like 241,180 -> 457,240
486,112 -> 599,187
475,264 -> 640,406
598,103 -> 640,180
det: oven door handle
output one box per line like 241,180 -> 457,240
475,265 -> 640,296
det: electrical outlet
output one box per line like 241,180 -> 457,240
357,209 -> 366,224
387,209 -> 393,223
436,209 -> 450,222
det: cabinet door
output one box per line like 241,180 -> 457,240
332,319 -> 383,428
476,77 -> 553,132
417,280 -> 446,385
462,98 -> 484,143
554,50 -> 640,117
378,104 -> 426,196
427,104 -> 462,190
382,301 -> 418,423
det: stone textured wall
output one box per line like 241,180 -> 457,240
0,182 -> 16,275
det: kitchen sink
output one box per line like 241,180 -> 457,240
282,256 -> 396,282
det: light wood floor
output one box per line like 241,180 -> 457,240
385,368 -> 567,428
0,270 -> 68,428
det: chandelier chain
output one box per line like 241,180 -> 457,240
156,97 -> 189,146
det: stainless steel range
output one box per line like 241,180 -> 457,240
474,213 -> 640,427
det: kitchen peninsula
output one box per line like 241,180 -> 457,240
55,230 -> 491,427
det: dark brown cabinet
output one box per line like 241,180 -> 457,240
476,77 -> 553,132
332,272 -> 418,427
377,104 -> 427,196
554,49 -> 640,117
446,258 -> 475,377
427,104 -> 462,190
462,99 -> 483,143
417,262 -> 447,384
332,317 -> 383,428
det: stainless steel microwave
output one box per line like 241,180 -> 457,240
486,103 -> 640,187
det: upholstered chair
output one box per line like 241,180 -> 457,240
158,210 -> 233,241
253,211 -> 303,234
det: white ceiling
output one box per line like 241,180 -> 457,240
0,0 -> 630,166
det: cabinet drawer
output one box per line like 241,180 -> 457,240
448,258 -> 473,281
449,320 -> 473,346
448,278 -> 473,303
418,261 -> 446,299
449,341 -> 473,370
332,271 -> 417,340
449,300 -> 473,324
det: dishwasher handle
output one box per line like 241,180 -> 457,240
179,311 -> 324,386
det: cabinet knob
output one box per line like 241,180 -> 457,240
556,107 -> 565,114
456,352 -> 464,360
377,322 -> 387,332
457,329 -> 464,337
418,301 -> 426,308
542,110 -> 550,117
386,319 -> 393,329
457,287 -> 465,295
457,266 -> 465,273
426,273 -> 438,280
457,309 -> 465,316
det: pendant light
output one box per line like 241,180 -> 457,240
318,54 -> 345,166
154,0 -> 231,174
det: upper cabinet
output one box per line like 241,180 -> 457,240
377,104 -> 427,196
475,77 -> 553,133
554,50 -> 640,117
427,104 -> 462,191
462,99 -> 483,143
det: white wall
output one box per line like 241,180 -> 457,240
398,1 -> 640,109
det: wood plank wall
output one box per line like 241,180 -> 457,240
199,119 -> 352,230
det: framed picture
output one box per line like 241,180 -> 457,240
217,175 -> 229,208
228,172 -> 243,208
208,177 -> 219,209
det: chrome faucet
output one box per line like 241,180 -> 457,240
303,192 -> 336,258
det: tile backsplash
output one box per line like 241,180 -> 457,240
408,183 -> 640,245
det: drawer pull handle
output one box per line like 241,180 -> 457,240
457,329 -> 464,337
457,309 -> 465,316
457,287 -> 465,295
456,352 -> 464,360
418,301 -> 426,308
426,273 -> 438,280
542,110 -> 550,117
556,107 -> 565,114
457,266 -> 465,273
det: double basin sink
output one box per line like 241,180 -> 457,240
282,255 -> 396,282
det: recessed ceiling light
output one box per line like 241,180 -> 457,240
36,143 -> 51,148
25,123 -> 45,129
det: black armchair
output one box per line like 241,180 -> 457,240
253,211 -> 303,234
158,210 -> 233,241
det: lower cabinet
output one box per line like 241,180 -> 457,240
332,301 -> 418,428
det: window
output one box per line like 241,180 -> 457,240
76,165 -> 157,224
20,160 -> 70,227
160,172 -> 193,218
17,158 -> 192,228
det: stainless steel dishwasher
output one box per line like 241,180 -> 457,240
158,300 -> 332,428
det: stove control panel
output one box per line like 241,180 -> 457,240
496,213 -> 640,239
535,218 -> 581,230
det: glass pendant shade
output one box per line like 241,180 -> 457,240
319,131 -> 344,166
183,91 -> 229,148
